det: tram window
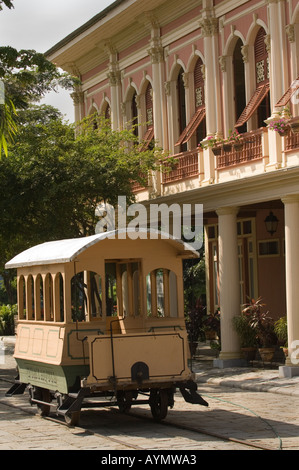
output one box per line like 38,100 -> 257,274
71,271 -> 87,321
105,263 -> 117,317
26,275 -> 35,320
105,261 -> 141,317
44,273 -> 54,321
55,273 -> 64,322
71,271 -> 102,321
146,269 -> 178,318
89,272 -> 102,319
18,275 -> 26,320
35,274 -> 43,321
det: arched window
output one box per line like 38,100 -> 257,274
131,91 -> 138,138
35,274 -> 43,320
54,273 -> 64,322
177,68 -> 187,152
194,57 -> 206,144
104,103 -> 111,121
175,59 -> 206,148
71,271 -> 102,322
233,38 -> 246,134
146,268 -> 178,318
105,262 -> 140,317
44,273 -> 54,321
235,27 -> 270,130
26,275 -> 34,320
18,275 -> 26,320
141,82 -> 154,150
254,27 -> 270,127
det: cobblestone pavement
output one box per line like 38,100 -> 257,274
1,337 -> 299,451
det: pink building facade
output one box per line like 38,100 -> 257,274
47,0 -> 299,375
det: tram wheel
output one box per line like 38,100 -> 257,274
35,387 -> 51,417
116,390 -> 134,413
149,389 -> 168,421
64,411 -> 81,426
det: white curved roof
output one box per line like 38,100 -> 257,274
5,229 -> 199,269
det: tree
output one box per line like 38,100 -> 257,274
0,106 -> 162,301
0,45 -> 77,155
0,0 -> 14,10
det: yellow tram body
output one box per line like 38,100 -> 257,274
6,230 -> 207,423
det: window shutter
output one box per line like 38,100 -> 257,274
105,104 -> 110,120
194,57 -> 205,108
275,75 -> 299,107
255,27 -> 269,85
145,83 -> 153,128
235,28 -> 269,127
235,83 -> 270,127
139,126 -> 154,151
175,107 -> 206,145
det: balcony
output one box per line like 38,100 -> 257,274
162,149 -> 199,184
216,128 -> 266,169
285,118 -> 299,152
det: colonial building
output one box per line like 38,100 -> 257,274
46,0 -> 299,375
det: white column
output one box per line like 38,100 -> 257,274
108,71 -> 122,131
215,206 -> 244,367
200,16 -> 221,137
280,195 -> 299,376
267,0 -> 288,114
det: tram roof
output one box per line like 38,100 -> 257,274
5,229 -> 199,269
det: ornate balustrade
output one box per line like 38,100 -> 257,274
162,149 -> 199,184
285,117 -> 299,151
217,128 -> 266,169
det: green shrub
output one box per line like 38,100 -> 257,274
0,304 -> 17,335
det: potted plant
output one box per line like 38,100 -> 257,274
203,309 -> 220,341
229,129 -> 243,150
185,306 -> 206,356
200,136 -> 222,155
242,298 -> 277,363
268,117 -> 290,136
232,312 -> 258,361
274,316 -> 288,357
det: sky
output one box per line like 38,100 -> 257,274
0,0 -> 115,121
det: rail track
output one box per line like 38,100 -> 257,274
0,379 -> 281,451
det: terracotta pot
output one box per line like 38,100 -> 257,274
258,347 -> 275,362
241,347 -> 257,362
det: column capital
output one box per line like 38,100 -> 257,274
216,206 -> 240,217
281,194 -> 299,205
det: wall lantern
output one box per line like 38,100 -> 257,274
264,211 -> 279,236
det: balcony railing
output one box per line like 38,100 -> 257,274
217,128 -> 265,169
285,118 -> 299,151
162,149 -> 199,184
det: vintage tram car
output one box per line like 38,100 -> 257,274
6,229 -> 208,425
